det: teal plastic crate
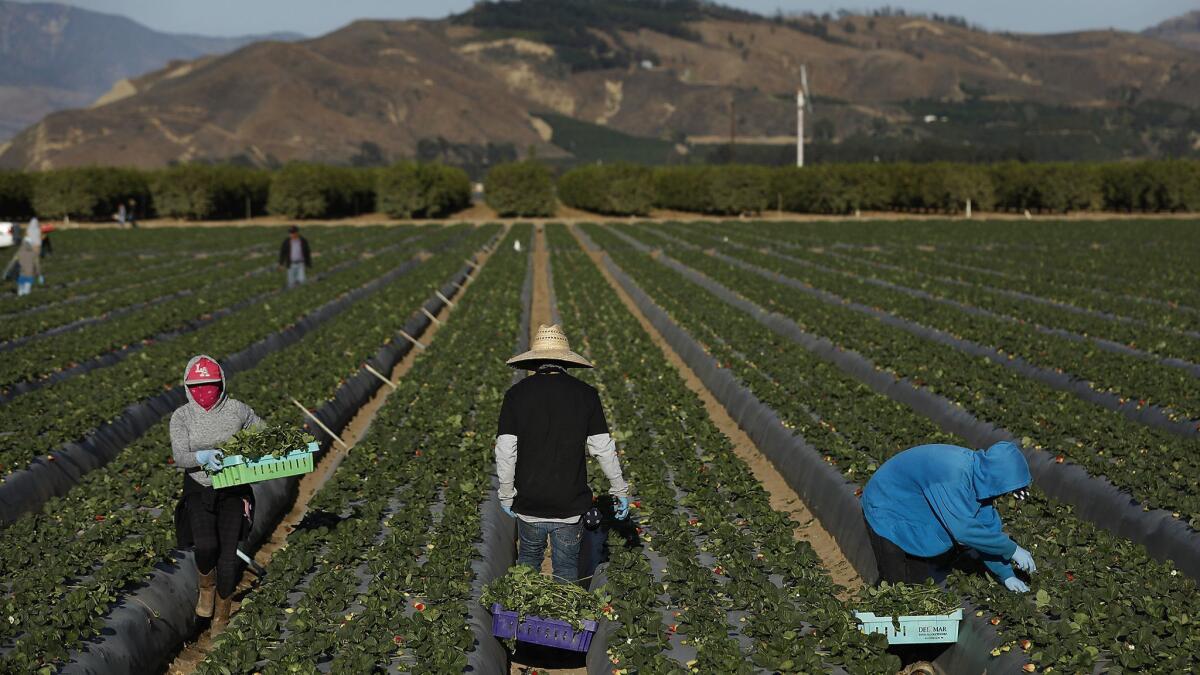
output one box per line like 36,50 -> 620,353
854,608 -> 963,644
211,442 -> 319,489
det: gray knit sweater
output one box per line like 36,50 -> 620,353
170,354 -> 263,487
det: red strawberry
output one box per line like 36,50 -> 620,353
94,515 -> 105,522
413,602 -> 426,612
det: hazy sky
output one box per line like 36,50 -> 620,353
18,0 -> 1199,38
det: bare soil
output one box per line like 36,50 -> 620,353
508,224 -> 589,675
167,227 -> 508,675
567,224 -> 862,595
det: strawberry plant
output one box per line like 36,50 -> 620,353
216,425 -> 315,463
549,225 -> 898,673
192,225 -> 531,674
620,222 -> 1200,527
0,226 -> 456,476
481,565 -> 607,633
0,227 -> 499,671
584,222 -> 1200,672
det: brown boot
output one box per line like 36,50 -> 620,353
212,595 -> 233,630
195,571 -> 215,618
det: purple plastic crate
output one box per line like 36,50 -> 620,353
490,603 -> 598,652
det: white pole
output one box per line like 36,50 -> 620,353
796,89 -> 805,168
290,397 -> 348,448
363,363 -> 397,389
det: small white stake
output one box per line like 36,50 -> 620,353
435,290 -> 455,307
290,397 -> 348,448
399,330 -> 426,350
363,363 -> 397,389
420,307 -> 443,325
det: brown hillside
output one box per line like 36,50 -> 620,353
2,5 -> 1198,169
1145,10 -> 1200,52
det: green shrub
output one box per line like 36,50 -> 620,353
0,171 -> 33,220
558,163 -> 655,216
267,163 -> 375,219
151,164 -> 270,220
653,165 -> 712,213
992,163 -> 1100,213
653,165 -> 771,215
485,161 -> 556,217
32,167 -> 151,221
376,163 -> 470,218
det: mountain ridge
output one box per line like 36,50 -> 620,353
2,0 -> 1198,169
0,0 -> 301,140
1144,10 -> 1200,51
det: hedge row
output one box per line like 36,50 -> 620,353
557,162 -> 654,216
5,159 -> 1197,221
484,161 -> 556,217
559,160 -> 1200,215
0,162 -> 474,221
151,165 -> 270,220
376,162 -> 471,218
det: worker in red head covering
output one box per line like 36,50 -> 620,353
170,355 -> 263,629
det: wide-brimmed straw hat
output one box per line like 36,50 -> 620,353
507,324 -> 593,370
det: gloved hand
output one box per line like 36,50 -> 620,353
1004,576 -> 1030,593
1011,546 -> 1037,574
195,449 -> 224,471
614,496 -> 631,521
500,501 -> 514,518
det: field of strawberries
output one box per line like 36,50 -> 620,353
1,218 -> 1197,674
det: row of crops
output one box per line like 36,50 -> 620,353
576,219 -> 1199,672
0,224 -> 501,671
2,218 -> 1198,673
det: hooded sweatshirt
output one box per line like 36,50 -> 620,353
170,354 -> 263,487
862,441 -> 1031,581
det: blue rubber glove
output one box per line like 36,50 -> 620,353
1004,577 -> 1030,593
500,501 -> 514,518
195,449 -> 224,471
1011,546 -> 1037,574
614,496 -> 630,521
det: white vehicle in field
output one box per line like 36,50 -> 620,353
0,222 -> 14,248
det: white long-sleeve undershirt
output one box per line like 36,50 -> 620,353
495,432 -> 629,524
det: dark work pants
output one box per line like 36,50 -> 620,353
867,520 -> 942,585
185,479 -> 251,598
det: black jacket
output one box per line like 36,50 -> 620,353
279,236 -> 312,267
498,370 -> 608,518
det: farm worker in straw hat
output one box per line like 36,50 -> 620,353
861,441 -> 1037,593
495,324 -> 631,583
170,355 -> 264,627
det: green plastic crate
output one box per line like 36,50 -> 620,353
211,442 -> 319,489
854,608 -> 963,644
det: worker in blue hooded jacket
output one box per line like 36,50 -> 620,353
861,441 -> 1037,593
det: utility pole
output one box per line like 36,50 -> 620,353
729,98 -> 737,163
796,88 -> 804,168
797,64 -> 811,168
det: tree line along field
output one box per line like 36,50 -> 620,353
0,218 -> 1197,673
1,159 -> 1198,223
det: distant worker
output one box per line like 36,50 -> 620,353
279,225 -> 311,288
4,218 -> 42,296
39,223 -> 53,257
170,355 -> 264,628
127,199 -> 138,228
861,441 -> 1037,593
495,324 -> 631,583
115,202 -> 127,227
